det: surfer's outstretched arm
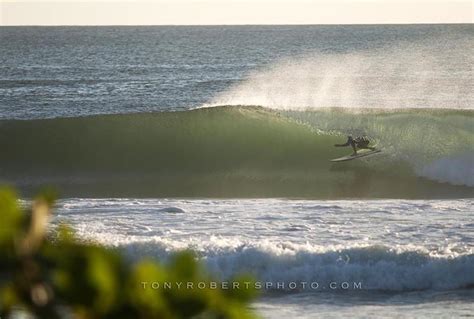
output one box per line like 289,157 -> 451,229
334,142 -> 350,147
334,136 -> 354,147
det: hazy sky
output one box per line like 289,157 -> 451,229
1,0 -> 472,25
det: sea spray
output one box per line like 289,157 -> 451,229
209,41 -> 473,110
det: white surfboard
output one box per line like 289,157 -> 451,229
330,149 -> 381,162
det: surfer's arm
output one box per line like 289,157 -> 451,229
334,142 -> 350,147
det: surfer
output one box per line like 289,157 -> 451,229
334,135 -> 375,156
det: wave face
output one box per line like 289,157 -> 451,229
1,106 -> 472,198
282,108 -> 474,187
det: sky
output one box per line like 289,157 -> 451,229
1,0 -> 472,25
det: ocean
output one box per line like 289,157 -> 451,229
1,25 -> 473,318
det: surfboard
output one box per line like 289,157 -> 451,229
330,149 -> 381,162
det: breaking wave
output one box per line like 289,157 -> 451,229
110,238 -> 474,292
0,106 -> 472,198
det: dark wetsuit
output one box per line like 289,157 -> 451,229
334,136 -> 375,155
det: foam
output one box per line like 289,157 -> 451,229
52,197 -> 474,293
418,153 -> 474,187
111,238 -> 474,291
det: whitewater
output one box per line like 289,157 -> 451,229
51,198 -> 474,318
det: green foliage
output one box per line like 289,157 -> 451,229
0,188 -> 257,319
0,187 -> 23,245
